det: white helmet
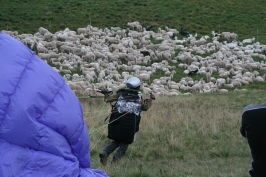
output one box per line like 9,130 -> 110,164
126,77 -> 142,89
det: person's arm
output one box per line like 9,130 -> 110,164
141,99 -> 152,111
141,93 -> 155,111
104,94 -> 119,102
240,126 -> 246,137
104,90 -> 124,103
240,112 -> 248,138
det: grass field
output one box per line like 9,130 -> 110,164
1,0 -> 266,43
80,90 -> 265,177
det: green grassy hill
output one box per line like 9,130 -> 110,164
1,0 -> 266,43
84,90 -> 263,177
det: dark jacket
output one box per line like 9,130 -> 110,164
241,103 -> 266,177
105,89 -> 152,144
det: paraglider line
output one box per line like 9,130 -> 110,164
89,112 -> 129,135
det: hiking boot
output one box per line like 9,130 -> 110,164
111,153 -> 122,164
99,151 -> 108,166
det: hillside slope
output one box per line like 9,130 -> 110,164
0,0 -> 266,43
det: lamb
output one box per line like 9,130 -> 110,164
205,71 -> 212,82
141,85 -> 153,94
38,53 -> 52,61
130,37 -> 141,45
191,83 -> 202,93
191,38 -> 206,46
21,37 -> 37,49
219,89 -> 229,93
86,25 -> 100,33
44,41 -> 57,50
136,24 -> 143,32
231,80 -> 242,87
114,29 -> 126,38
224,41 -> 238,49
243,37 -> 255,44
244,48 -> 255,55
173,36 -> 185,44
216,78 -> 226,87
127,21 -> 140,29
82,52 -> 95,62
56,32 -> 68,41
2,30 -> 18,36
38,27 -> 49,35
167,81 -> 180,90
219,32 -> 238,42
77,28 -> 88,35
161,51 -> 172,61
44,32 -> 55,42
211,31 -> 220,37
105,36 -> 119,44
254,76 -> 264,82
37,46 -> 48,53
165,31 -> 175,39
138,73 -> 151,83
162,90 -> 176,96
224,83 -> 234,88
165,26 -> 179,35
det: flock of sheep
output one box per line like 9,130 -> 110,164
2,21 -> 266,96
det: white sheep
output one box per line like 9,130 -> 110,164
244,48 -> 255,55
254,76 -> 264,82
243,37 -> 255,44
127,21 -> 140,30
165,26 -> 179,35
11,22 -> 266,96
2,30 -> 18,36
219,89 -> 228,93
38,27 -> 49,35
219,32 -> 238,42
191,83 -> 202,93
77,28 -> 88,35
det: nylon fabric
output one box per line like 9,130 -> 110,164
0,32 -> 108,177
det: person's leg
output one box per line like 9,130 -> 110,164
247,134 -> 266,177
100,141 -> 119,165
112,143 -> 129,163
103,141 -> 120,155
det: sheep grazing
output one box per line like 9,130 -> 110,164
2,30 -> 18,37
165,26 -> 179,35
218,32 -> 238,42
242,37 -> 255,44
144,25 -> 154,31
9,21 -> 266,96
188,69 -> 199,76
211,31 -> 220,37
180,27 -> 190,37
140,50 -> 150,57
127,21 -> 141,31
262,48 -> 266,55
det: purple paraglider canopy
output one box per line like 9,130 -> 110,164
0,32 -> 108,177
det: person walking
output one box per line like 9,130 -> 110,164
241,103 -> 266,177
99,77 -> 155,165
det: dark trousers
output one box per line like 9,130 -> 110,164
103,141 -> 129,162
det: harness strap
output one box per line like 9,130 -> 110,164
104,101 -> 118,122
